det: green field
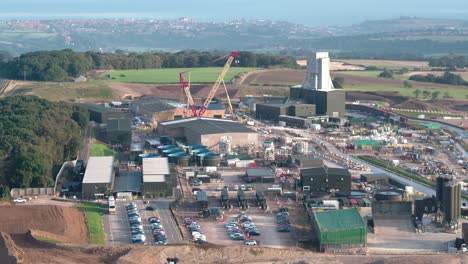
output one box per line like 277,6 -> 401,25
89,142 -> 116,157
79,202 -> 105,244
101,67 -> 259,83
33,234 -> 63,244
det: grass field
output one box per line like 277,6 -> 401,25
79,202 -> 105,244
6,80 -> 116,102
102,67 -> 259,83
89,141 -> 116,157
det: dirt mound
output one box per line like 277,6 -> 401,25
108,82 -> 240,102
115,245 -> 342,264
394,99 -> 439,111
0,205 -> 87,244
0,232 -> 24,264
346,91 -> 408,105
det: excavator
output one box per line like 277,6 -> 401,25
179,51 -> 239,117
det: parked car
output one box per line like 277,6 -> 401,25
234,185 -> 239,190
151,223 -> 163,230
277,226 -> 292,232
13,198 -> 27,203
247,229 -> 261,236
148,216 -> 160,223
146,206 -> 154,211
240,185 -> 246,191
244,239 -> 258,246
230,233 -> 244,240
131,229 -> 144,235
132,234 -> 146,244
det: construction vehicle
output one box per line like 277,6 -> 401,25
255,191 -> 267,210
220,187 -> 231,209
198,51 -> 239,117
179,72 -> 197,117
237,189 -> 248,210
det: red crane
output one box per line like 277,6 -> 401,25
179,72 -> 198,117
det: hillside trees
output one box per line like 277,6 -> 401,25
409,71 -> 468,86
0,50 -> 298,81
0,96 -> 86,188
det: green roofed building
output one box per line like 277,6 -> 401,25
353,139 -> 380,149
313,208 -> 367,252
423,123 -> 441,130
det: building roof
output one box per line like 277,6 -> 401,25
81,103 -> 121,114
301,167 -> 350,177
143,157 -> 170,176
145,139 -> 161,146
160,117 -> 255,135
143,175 -> 166,183
361,173 -> 389,180
246,169 -> 274,177
130,143 -> 144,152
82,156 -> 115,184
314,208 -> 365,232
133,98 -> 178,113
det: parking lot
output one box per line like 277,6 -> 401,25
104,199 -> 182,245
197,209 -> 298,248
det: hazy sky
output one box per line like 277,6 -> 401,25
2,0 -> 468,26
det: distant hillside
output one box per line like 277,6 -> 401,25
1,17 -> 468,58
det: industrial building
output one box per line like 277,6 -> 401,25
312,208 -> 367,252
289,154 -> 324,168
243,169 -> 275,183
158,117 -> 258,149
436,177 -> 461,226
131,98 -> 225,124
255,52 -> 345,125
82,103 -> 129,124
360,173 -> 390,185
106,117 -> 132,146
300,166 -> 351,192
82,156 -> 115,199
142,157 -> 176,198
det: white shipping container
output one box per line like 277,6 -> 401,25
405,186 -> 414,195
235,160 -> 254,167
227,158 -> 240,166
246,121 -> 255,126
185,171 -> 195,180
205,166 -> 217,173
322,200 -> 340,209
278,121 -> 286,127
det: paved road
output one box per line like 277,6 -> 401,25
137,199 -> 183,245
78,124 -> 91,161
104,202 -> 132,244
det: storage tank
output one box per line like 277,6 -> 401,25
202,153 -> 220,167
190,148 -> 210,155
442,180 -> 461,223
168,153 -> 190,167
335,191 -> 367,198
186,145 -> 207,152
162,148 -> 185,157
138,153 -> 160,158
375,191 -> 403,201
157,145 -> 178,154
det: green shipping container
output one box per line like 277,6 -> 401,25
362,198 -> 372,207
314,208 -> 367,246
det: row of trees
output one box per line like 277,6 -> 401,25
412,90 -> 445,99
428,55 -> 468,68
0,50 -> 298,81
409,71 -> 468,86
0,96 -> 88,189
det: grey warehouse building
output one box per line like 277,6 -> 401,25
142,157 -> 177,198
158,117 -> 258,148
82,156 -> 115,199
301,166 -> 351,192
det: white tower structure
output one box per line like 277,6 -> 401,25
301,52 -> 334,91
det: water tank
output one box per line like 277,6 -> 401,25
168,153 -> 190,167
162,148 -> 185,157
190,148 -> 210,155
138,153 -> 160,158
186,145 -> 206,151
375,191 -> 403,201
157,145 -> 178,154
202,153 -> 220,167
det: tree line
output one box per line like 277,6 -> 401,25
0,96 -> 88,190
0,49 -> 298,81
409,71 -> 468,86
428,55 -> 468,68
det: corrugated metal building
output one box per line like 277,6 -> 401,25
244,169 -> 275,183
313,208 -> 366,251
360,173 -> 389,184
158,118 -> 258,148
142,157 -> 176,198
81,104 -> 128,124
301,166 -> 351,192
82,156 -> 115,199
290,154 -> 323,168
